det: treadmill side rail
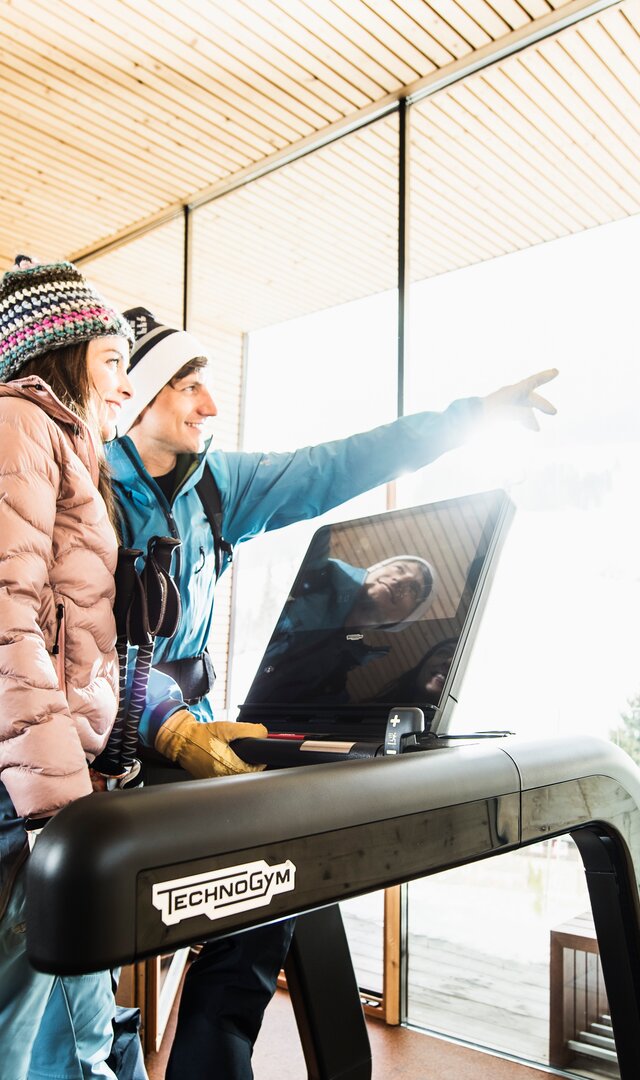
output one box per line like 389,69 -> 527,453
26,743 -> 520,973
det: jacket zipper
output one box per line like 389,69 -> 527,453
51,602 -> 67,695
120,440 -> 183,586
52,603 -> 64,654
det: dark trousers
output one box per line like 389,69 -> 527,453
166,918 -> 295,1080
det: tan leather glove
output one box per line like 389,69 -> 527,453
155,710 -> 268,778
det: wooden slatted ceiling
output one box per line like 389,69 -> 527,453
0,0 -> 577,266
189,113 -> 399,333
410,0 -> 640,279
185,0 -> 640,330
77,0 -> 640,342
80,219 -> 185,329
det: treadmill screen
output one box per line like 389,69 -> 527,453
240,489 -> 513,734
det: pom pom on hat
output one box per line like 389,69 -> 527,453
0,255 -> 133,382
116,306 -> 210,434
13,254 -> 38,270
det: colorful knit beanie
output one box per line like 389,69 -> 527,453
0,255 -> 133,383
116,306 -> 210,434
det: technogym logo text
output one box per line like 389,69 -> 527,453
151,859 -> 297,926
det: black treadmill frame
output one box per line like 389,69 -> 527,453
27,735 -> 640,1079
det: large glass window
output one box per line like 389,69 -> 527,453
231,287 -> 398,705
408,842 -> 594,1066
404,216 -> 640,743
403,3 -> 640,1072
191,115 -> 400,992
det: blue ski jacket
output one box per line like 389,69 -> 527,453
106,397 -> 481,748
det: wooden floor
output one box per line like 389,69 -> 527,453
146,986 -> 558,1080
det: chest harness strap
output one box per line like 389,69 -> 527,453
195,464 -> 234,581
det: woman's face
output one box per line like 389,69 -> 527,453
417,641 -> 456,699
86,336 -> 133,440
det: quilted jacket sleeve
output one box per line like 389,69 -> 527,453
0,400 -> 92,819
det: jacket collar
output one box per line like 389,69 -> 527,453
0,376 -> 100,483
108,435 -> 212,499
0,375 -> 89,432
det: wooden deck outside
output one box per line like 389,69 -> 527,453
340,840 -> 625,1079
344,911 -> 619,1079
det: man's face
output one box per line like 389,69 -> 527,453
135,368 -> 218,455
363,560 -> 428,625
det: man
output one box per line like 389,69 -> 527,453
107,307 -> 557,1078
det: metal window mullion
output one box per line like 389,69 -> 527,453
397,99 -> 410,422
182,204 -> 191,331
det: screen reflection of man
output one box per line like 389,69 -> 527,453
346,556 -> 434,628
252,556 -> 436,707
281,553 -> 436,639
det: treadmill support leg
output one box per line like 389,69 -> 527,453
285,905 -> 372,1080
571,826 -> 640,1080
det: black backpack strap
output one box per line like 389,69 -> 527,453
195,463 -> 233,580
114,490 -> 134,549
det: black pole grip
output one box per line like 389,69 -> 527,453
113,548 -> 143,637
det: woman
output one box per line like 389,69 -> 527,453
377,638 -> 458,706
0,256 -> 134,1079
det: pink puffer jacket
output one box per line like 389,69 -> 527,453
0,377 -> 119,819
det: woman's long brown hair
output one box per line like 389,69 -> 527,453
16,342 -> 119,532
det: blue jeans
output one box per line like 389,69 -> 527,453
0,858 -> 117,1080
166,919 -> 295,1080
0,860 -> 53,1080
0,777 -> 119,1080
29,970 -> 118,1079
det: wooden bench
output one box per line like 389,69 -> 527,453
549,912 -> 615,1070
